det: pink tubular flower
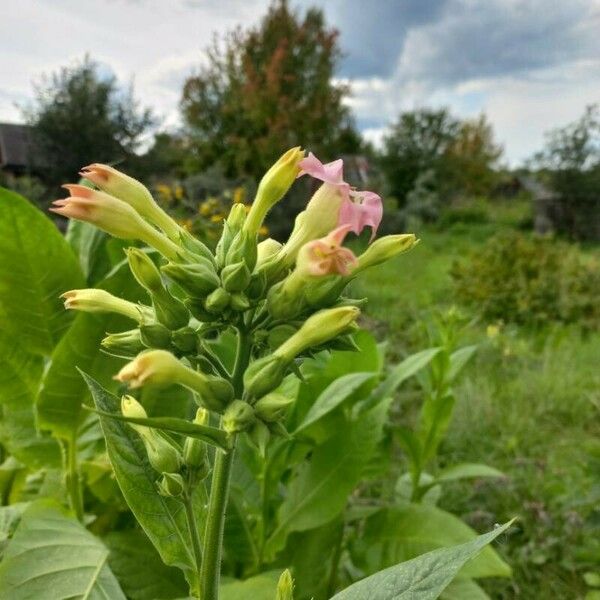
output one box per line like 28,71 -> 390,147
297,225 -> 358,276
339,190 -> 383,241
297,153 -> 350,198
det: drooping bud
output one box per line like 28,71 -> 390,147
183,408 -> 210,478
61,289 -> 152,323
51,185 -> 181,260
355,234 -> 418,272
276,569 -> 295,600
157,472 -> 185,498
205,287 -> 231,314
244,147 -> 304,235
79,163 -> 181,241
254,393 -> 293,423
161,260 -> 220,297
243,354 -> 289,401
101,329 -> 145,358
223,400 -> 256,434
221,261 -> 251,293
274,306 -> 360,361
140,323 -> 172,349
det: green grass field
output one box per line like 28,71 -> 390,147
354,215 -> 600,598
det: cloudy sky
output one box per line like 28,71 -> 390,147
1,0 -> 599,165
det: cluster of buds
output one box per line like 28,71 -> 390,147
58,150 -> 416,479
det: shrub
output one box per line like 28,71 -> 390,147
451,232 -> 600,329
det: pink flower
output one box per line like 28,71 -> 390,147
297,153 -> 350,197
298,225 -> 358,276
338,190 -> 383,241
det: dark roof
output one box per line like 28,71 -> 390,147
0,123 -> 31,168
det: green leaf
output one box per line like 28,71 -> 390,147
356,505 -> 511,580
435,463 -> 505,483
447,345 -> 477,382
36,262 -> 145,439
0,503 -> 28,558
0,332 -> 61,469
66,219 -> 111,284
88,407 -> 230,450
441,578 -> 490,599
0,499 -> 126,599
83,372 -> 197,573
294,371 -> 376,435
330,521 -> 513,600
268,398 -> 391,555
224,488 -> 260,573
0,187 -> 84,355
220,570 -> 282,600
104,529 -> 188,600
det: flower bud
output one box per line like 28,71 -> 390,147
79,163 -> 182,240
356,234 -> 418,272
157,472 -> 185,497
275,306 -> 360,361
223,400 -> 256,434
304,275 -> 348,309
52,185 -> 181,260
61,289 -> 152,323
276,569 -> 294,600
140,323 -> 172,349
225,230 -> 258,272
101,329 -> 145,357
184,298 -> 214,322
266,278 -> 307,321
254,393 -> 293,423
267,324 -> 298,350
205,287 -> 231,314
248,420 -> 270,457
221,261 -> 251,293
126,247 -> 163,293
216,204 -> 246,266
244,147 -> 304,235
162,259 -> 220,297
171,326 -> 198,353
246,270 -> 267,300
183,408 -> 210,477
256,237 -> 283,268
243,354 -> 289,401
152,292 -> 190,331
229,293 -> 250,312
177,228 -> 215,264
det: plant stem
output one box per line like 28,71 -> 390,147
199,441 -> 236,600
183,486 -> 203,596
66,435 -> 84,522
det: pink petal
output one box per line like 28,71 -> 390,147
338,191 -> 383,241
298,152 -> 345,185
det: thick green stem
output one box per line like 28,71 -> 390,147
199,442 -> 236,600
183,488 -> 203,597
66,436 -> 84,522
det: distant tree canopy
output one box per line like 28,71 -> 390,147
180,0 -> 360,180
24,57 -> 153,189
379,108 -> 502,206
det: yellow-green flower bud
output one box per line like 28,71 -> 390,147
177,228 -> 215,264
223,400 -> 256,434
244,147 -> 304,235
229,293 -> 250,312
275,306 -> 360,361
162,260 -> 220,298
157,472 -> 185,497
225,230 -> 258,271
266,273 -> 308,320
183,408 -> 210,477
356,234 -> 418,272
221,261 -> 251,292
152,292 -> 190,330
171,326 -> 198,353
304,275 -> 347,309
140,323 -> 172,349
101,329 -> 144,357
126,247 -> 163,293
216,204 -> 247,266
276,569 -> 295,600
256,237 -> 283,268
254,393 -> 293,423
205,287 -> 231,313
61,289 -> 152,323
243,354 -> 289,401
248,420 -> 270,457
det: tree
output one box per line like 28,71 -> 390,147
379,108 -> 460,206
24,57 -> 153,190
180,0 -> 360,179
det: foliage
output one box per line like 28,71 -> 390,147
24,56 -> 153,189
181,0 -> 359,180
451,231 -> 600,329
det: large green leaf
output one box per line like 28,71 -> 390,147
0,332 -> 60,468
447,345 -> 477,382
356,504 -> 511,580
441,578 -> 490,599
84,373 -> 197,573
0,187 -> 84,355
220,570 -> 282,600
36,262 -> 145,439
330,521 -> 512,600
105,529 -> 188,600
0,500 -> 126,599
268,398 -> 391,555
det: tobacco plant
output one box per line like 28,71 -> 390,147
0,149 -> 511,600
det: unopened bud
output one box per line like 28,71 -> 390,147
246,270 -> 267,300
126,247 -> 163,292
248,420 -> 270,457
162,260 -> 220,297
157,472 -> 185,497
184,298 -> 214,322
171,326 -> 198,353
225,231 -> 258,272
140,323 -> 172,349
183,409 -> 210,477
244,147 -> 304,235
216,204 -> 246,266
254,393 -> 293,423
243,354 -> 289,400
304,276 -> 348,309
221,261 -> 251,292
223,400 -> 255,434
267,276 -> 307,321
256,237 -> 283,267
152,291 -> 190,330
230,293 -> 250,312
101,329 -> 144,357
61,289 -> 152,323
205,287 -> 230,313
276,569 -> 294,600
356,234 -> 418,272
177,228 -> 215,264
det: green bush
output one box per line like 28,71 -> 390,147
451,232 -> 600,328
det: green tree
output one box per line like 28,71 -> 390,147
180,0 -> 359,180
24,57 -> 153,190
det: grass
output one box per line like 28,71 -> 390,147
353,212 -> 600,599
